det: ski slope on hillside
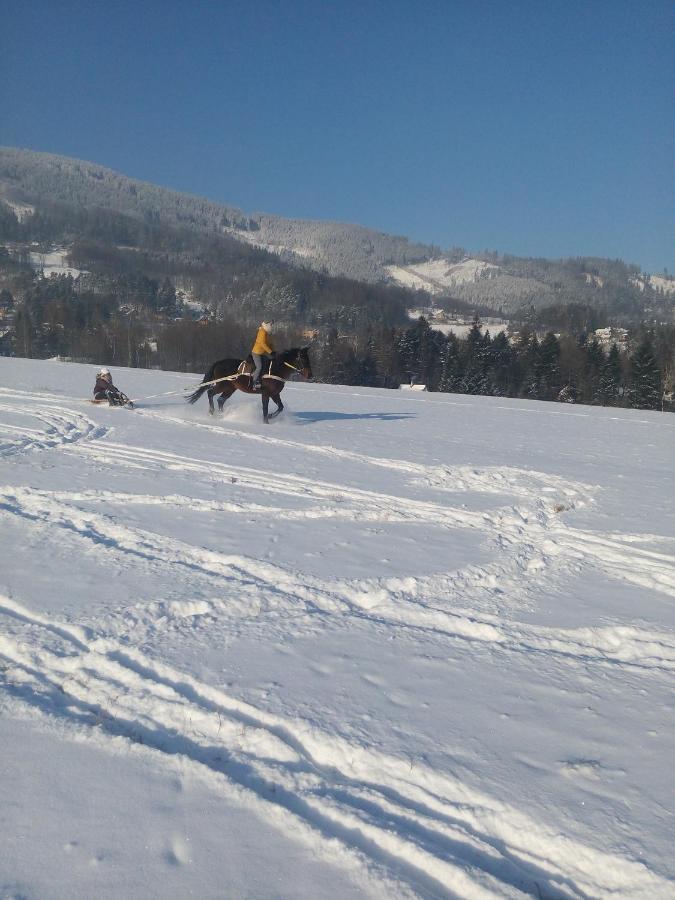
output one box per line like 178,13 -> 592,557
1,357 -> 674,899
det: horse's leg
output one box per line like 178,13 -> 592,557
207,387 -> 216,415
266,386 -> 284,420
261,389 -> 270,424
218,384 -> 235,413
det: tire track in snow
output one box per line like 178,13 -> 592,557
1,594 -> 671,899
1,486 -> 674,673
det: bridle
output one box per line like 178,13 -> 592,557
282,351 -> 311,379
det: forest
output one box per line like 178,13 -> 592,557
0,169 -> 672,413
1,259 -> 671,412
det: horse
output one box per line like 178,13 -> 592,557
186,347 -> 312,423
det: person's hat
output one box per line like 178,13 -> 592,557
98,367 -> 110,376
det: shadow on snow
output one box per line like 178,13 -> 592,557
295,411 -> 416,424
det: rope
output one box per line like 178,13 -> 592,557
127,357 -> 300,405
185,372 -> 241,390
127,370 -> 245,405
126,387 -> 195,404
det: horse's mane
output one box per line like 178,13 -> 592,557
278,347 -> 302,359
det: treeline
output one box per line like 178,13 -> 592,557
312,318 -> 673,412
4,272 -> 282,368
0,189 -> 416,332
2,271 -> 672,411
1,267 -> 409,371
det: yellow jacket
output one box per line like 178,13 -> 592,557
252,324 -> 274,355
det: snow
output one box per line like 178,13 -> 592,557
407,310 -> 510,339
630,274 -> 675,295
223,226 -> 317,260
648,275 -> 675,296
28,247 -> 88,278
386,258 -> 500,294
1,356 -> 674,899
2,198 -> 35,222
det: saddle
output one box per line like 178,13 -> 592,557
238,355 -> 281,384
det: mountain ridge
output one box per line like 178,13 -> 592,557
0,146 -> 431,284
1,146 -> 673,318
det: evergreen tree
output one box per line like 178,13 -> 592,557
597,343 -> 623,406
538,332 -> 561,400
13,305 -> 34,358
462,318 -> 491,394
488,331 -> 516,396
582,338 -> 605,404
372,326 -> 401,388
629,337 -> 661,410
357,336 -> 379,386
396,317 -> 435,386
519,333 -> 541,399
439,333 -> 463,392
315,328 -> 344,384
157,277 -> 177,314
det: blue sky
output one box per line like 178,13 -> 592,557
2,0 -> 673,272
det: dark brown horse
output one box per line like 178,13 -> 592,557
186,347 -> 312,423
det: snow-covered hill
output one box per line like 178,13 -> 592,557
649,274 -> 675,295
3,148 -> 668,317
631,273 -> 675,296
386,257 -> 501,294
1,357 -> 674,899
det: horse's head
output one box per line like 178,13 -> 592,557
297,346 -> 312,380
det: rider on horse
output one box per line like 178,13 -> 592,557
187,346 -> 312,423
251,320 -> 275,390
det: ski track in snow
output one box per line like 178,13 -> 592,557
0,395 -> 107,457
65,437 -> 675,604
134,406 -> 591,501
1,593 -> 671,900
1,482 -> 674,673
1,384 -> 674,898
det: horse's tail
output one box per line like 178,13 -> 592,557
186,384 -> 207,404
186,364 -> 215,404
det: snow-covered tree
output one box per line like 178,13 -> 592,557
630,337 -> 661,410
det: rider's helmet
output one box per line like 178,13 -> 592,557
98,367 -> 111,381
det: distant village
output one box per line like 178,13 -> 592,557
408,307 -> 630,351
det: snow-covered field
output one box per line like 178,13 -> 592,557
406,311 -> 510,339
28,247 -> 87,278
386,258 -> 500,294
1,357 -> 674,899
647,275 -> 675,296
